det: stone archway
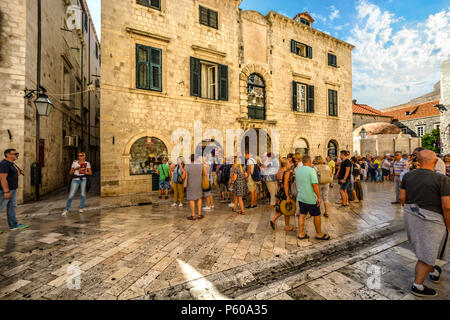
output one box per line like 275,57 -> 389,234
293,137 -> 310,156
239,64 -> 273,119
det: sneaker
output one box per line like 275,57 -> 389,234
62,210 -> 69,216
210,205 -> 214,209
429,266 -> 442,283
79,209 -> 84,213
335,200 -> 342,204
410,284 -> 438,297
10,224 -> 29,231
228,203 -> 234,208
245,205 -> 253,209
252,205 -> 258,209
178,203 -> 183,207
171,203 -> 178,207
203,206 -> 211,211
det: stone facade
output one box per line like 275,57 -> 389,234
353,114 -> 391,130
100,0 -> 354,197
392,116 -> 441,138
441,59 -> 450,154
0,0 -> 100,203
356,134 -> 421,156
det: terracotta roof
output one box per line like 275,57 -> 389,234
382,100 -> 440,121
353,103 -> 392,118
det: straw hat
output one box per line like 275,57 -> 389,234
280,199 -> 296,216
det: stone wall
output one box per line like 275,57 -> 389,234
393,116 -> 440,138
441,59 -> 450,154
100,0 -> 354,196
357,134 -> 421,156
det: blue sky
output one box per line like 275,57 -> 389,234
86,0 -> 450,109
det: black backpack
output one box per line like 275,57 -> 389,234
251,163 -> 262,182
220,164 -> 231,184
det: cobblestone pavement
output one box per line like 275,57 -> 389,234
0,181 -> 424,300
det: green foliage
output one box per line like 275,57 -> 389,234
421,129 -> 440,153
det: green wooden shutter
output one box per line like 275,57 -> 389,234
219,64 -> 228,101
334,91 -> 338,116
199,6 -> 209,26
190,57 -> 201,97
291,40 -> 297,54
136,44 -> 149,89
307,85 -> 314,113
150,0 -> 160,9
328,90 -> 332,115
307,46 -> 313,59
292,81 -> 298,111
210,10 -> 218,29
150,48 -> 162,91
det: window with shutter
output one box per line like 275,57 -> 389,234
190,57 -> 227,100
328,89 -> 338,116
292,81 -> 297,111
190,57 -> 201,97
219,64 -> 228,101
307,85 -> 315,113
136,44 -> 162,92
328,53 -> 337,67
199,6 -> 218,29
293,81 -> 312,113
291,40 -> 312,59
136,0 -> 161,10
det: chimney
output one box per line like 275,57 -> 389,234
353,99 -> 357,105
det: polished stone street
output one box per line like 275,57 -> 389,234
0,181 -> 447,300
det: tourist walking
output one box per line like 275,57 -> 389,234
326,156 -> 335,187
296,155 -> 330,241
400,150 -> 450,297
313,156 -> 332,217
245,152 -> 258,209
231,157 -> 248,215
156,158 -> 170,199
350,157 -> 360,203
337,151 -> 352,207
270,158 -> 296,231
202,157 -> 215,211
185,154 -> 205,220
217,160 -> 232,202
391,151 -> 407,204
382,155 -> 391,181
444,154 -> 450,178
263,153 -> 278,209
171,157 -> 186,207
374,157 -> 382,182
0,149 -> 28,232
62,152 -> 93,216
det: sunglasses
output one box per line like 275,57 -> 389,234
78,154 -> 86,157
12,153 -> 19,156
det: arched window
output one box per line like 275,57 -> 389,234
328,140 -> 338,160
129,137 -> 168,175
294,138 -> 309,156
247,74 -> 266,120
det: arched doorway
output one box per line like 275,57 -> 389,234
195,139 -> 224,164
129,137 -> 168,175
294,138 -> 309,156
247,74 -> 266,120
240,129 -> 272,159
327,140 -> 338,160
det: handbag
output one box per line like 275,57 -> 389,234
202,166 -> 211,191
176,166 -> 183,184
275,172 -> 288,201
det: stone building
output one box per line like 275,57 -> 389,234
440,59 -> 450,154
0,0 -> 101,203
382,100 -> 441,138
352,99 -> 392,130
100,0 -> 354,197
353,123 -> 421,156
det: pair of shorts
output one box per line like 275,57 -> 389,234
247,177 -> 256,193
298,201 -> 321,217
339,179 -> 353,191
219,183 -> 228,193
159,180 -> 170,190
382,169 -> 390,177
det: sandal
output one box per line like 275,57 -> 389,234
298,234 -> 309,240
285,227 -> 297,232
187,216 -> 196,221
270,220 -> 275,230
324,213 -> 329,218
316,234 -> 331,241
238,211 -> 246,215
198,215 -> 204,220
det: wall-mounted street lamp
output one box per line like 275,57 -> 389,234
360,128 -> 367,139
34,93 -> 53,116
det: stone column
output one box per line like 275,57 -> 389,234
441,59 -> 450,154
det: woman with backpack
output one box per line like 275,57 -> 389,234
313,156 -> 332,218
171,157 -> 186,207
350,157 -> 361,203
269,158 -> 296,232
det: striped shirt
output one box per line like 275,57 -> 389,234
393,159 -> 407,176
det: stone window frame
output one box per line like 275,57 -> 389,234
199,5 -> 219,30
434,123 -> 440,131
247,73 -> 266,120
416,125 -> 425,137
136,44 -> 162,92
328,89 -> 338,117
239,64 -> 273,120
293,81 -> 314,114
328,52 -> 338,68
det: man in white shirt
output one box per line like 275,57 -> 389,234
245,152 -> 258,209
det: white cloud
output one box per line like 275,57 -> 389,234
347,0 -> 450,108
329,5 -> 340,21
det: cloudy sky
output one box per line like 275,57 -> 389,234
86,0 -> 450,109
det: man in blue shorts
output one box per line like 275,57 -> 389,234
156,158 -> 170,199
337,150 -> 352,207
295,155 -> 330,241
